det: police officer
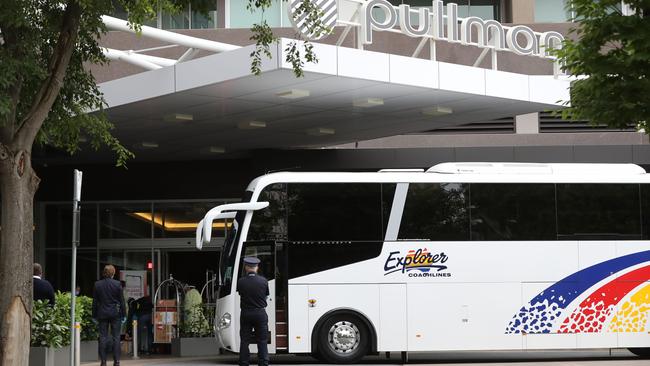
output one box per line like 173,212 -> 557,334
237,257 -> 270,366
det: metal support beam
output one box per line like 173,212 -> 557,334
177,48 -> 201,63
337,25 -> 353,46
430,40 -> 437,61
412,38 -> 428,58
103,48 -> 164,70
101,15 -> 240,53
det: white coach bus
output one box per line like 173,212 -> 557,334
196,163 -> 650,363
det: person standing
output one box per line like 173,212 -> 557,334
33,263 -> 55,305
93,264 -> 126,366
237,257 -> 270,366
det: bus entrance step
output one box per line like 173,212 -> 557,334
276,321 -> 287,334
276,333 -> 288,348
276,310 -> 286,322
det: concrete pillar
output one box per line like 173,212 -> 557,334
515,112 -> 540,134
217,0 -> 227,28
507,0 -> 535,24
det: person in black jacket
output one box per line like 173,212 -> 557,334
33,263 -> 55,306
93,264 -> 126,366
237,257 -> 270,366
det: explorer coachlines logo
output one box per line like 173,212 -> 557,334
384,248 -> 451,278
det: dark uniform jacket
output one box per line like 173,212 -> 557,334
237,273 -> 269,310
33,277 -> 55,305
92,278 -> 126,320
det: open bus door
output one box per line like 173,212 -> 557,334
239,240 -> 288,354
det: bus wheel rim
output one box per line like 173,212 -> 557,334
327,321 -> 360,354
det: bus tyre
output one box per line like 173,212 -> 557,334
317,314 -> 369,364
629,348 -> 650,358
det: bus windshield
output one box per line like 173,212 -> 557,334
217,192 -> 251,298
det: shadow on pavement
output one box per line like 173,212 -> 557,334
216,349 -> 640,365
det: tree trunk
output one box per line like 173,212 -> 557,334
0,144 -> 40,366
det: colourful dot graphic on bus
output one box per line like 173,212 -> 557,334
558,265 -> 650,333
505,250 -> 650,334
608,283 -> 650,333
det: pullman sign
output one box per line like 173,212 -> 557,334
289,0 -> 564,60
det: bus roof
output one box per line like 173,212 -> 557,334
427,162 -> 646,175
246,163 -> 650,193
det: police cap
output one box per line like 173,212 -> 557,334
243,257 -> 261,266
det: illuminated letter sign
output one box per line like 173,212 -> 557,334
361,0 -> 398,44
288,0 -> 563,60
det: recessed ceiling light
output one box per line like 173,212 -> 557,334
422,106 -> 453,116
307,127 -> 335,136
134,141 -> 159,149
163,113 -> 194,122
275,89 -> 310,99
237,120 -> 267,130
208,146 -> 226,154
353,98 -> 384,108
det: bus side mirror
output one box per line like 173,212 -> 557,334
195,201 -> 270,249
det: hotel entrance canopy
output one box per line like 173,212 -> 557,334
98,38 -> 569,161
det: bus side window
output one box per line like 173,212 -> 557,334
398,183 -> 470,241
248,184 -> 288,242
240,242 -> 275,281
287,183 -> 384,242
469,183 -> 556,241
557,184 -> 641,240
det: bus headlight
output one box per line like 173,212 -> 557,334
217,313 -> 231,330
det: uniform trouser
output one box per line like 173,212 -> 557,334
239,308 -> 269,366
98,317 -> 121,363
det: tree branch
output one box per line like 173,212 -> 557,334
14,1 -> 82,150
0,78 -> 23,145
0,26 -> 24,145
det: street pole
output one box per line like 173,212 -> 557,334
70,169 -> 82,366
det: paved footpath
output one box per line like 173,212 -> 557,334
80,350 -> 648,366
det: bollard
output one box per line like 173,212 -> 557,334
74,322 -> 81,366
132,319 -> 139,359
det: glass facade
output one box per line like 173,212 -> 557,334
110,0 -> 217,29
389,0 -> 501,20
109,0 -> 506,30
39,199 -> 234,300
229,0 -> 286,28
107,0 -> 631,30
162,7 -> 191,30
535,0 -> 572,22
534,0 -> 627,23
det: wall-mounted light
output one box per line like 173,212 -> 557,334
307,127 -> 335,136
275,89 -> 310,99
207,146 -> 226,154
163,113 -> 194,122
134,141 -> 159,149
422,106 -> 453,116
237,120 -> 267,130
353,98 -> 384,108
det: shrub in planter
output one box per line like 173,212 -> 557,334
31,300 -> 67,348
76,295 -> 99,341
32,292 -> 94,347
31,293 -> 97,365
180,289 -> 211,338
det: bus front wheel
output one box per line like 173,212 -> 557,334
629,348 -> 650,358
317,314 -> 369,364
